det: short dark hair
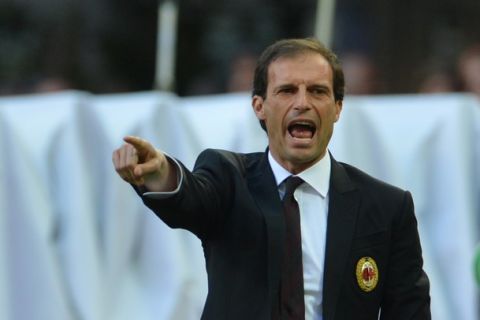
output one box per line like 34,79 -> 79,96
252,38 -> 345,131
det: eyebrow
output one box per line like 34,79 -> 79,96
273,83 -> 332,92
307,84 -> 330,91
272,83 -> 291,91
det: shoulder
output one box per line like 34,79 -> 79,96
196,148 -> 264,174
340,162 -> 404,193
334,161 -> 418,237
334,160 -> 410,207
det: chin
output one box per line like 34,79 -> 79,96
288,149 -> 321,164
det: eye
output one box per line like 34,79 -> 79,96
310,86 -> 329,96
279,87 -> 296,94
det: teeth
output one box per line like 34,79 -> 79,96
298,122 -> 312,127
290,121 -> 314,128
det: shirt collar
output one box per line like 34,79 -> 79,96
268,150 -> 331,198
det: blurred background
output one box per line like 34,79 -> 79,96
2,0 -> 480,97
1,1 -> 480,320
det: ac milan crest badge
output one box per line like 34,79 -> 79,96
356,257 -> 379,292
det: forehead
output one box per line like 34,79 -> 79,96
267,53 -> 334,87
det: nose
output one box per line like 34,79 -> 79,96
294,88 -> 311,111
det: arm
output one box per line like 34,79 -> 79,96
380,192 -> 431,319
113,140 -> 234,239
140,149 -> 236,239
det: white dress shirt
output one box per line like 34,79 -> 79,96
268,151 -> 331,320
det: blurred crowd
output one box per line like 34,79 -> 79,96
341,44 -> 480,97
1,0 -> 480,98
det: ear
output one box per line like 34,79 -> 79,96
252,95 -> 266,120
334,100 -> 343,122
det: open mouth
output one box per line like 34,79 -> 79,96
287,120 -> 316,139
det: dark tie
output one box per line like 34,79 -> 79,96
280,176 -> 305,320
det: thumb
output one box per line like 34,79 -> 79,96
133,157 -> 162,177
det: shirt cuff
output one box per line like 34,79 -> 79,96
142,154 -> 184,199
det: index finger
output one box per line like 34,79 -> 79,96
123,136 -> 155,154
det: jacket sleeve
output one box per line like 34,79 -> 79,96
380,191 -> 431,319
137,149 -> 236,240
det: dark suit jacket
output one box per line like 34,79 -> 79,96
140,149 -> 430,320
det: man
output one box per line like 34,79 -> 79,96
113,38 -> 430,319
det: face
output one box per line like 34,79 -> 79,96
252,53 -> 342,174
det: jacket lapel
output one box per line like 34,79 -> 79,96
246,151 -> 284,315
323,156 -> 359,320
